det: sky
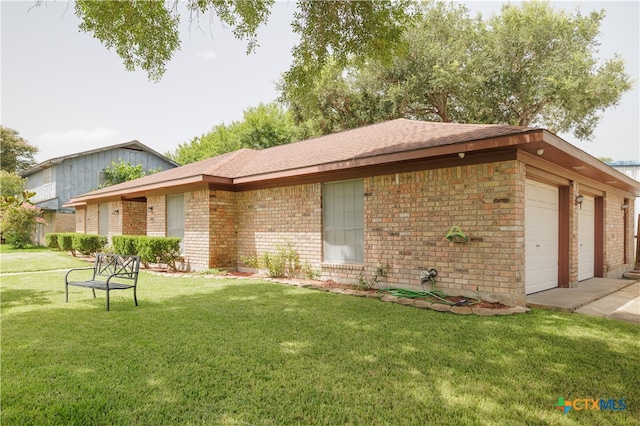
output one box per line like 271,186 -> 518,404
1,1 -> 639,164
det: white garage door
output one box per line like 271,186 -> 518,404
578,195 -> 595,281
525,180 -> 559,294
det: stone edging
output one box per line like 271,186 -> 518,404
271,279 -> 531,317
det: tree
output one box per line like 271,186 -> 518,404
0,190 -> 45,248
281,2 -> 484,135
99,160 -> 161,188
57,0 -> 416,85
281,1 -> 632,141
478,1 -> 632,139
0,126 -> 39,173
170,102 -> 302,164
0,171 -> 26,198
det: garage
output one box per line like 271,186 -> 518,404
577,195 -> 595,281
525,180 -> 559,294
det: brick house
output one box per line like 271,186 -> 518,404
21,140 -> 178,245
65,119 -> 639,306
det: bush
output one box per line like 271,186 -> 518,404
0,201 -> 45,249
72,234 -> 107,256
112,235 -> 182,271
112,235 -> 141,256
58,233 -> 75,255
242,241 -> 303,278
137,237 -> 182,270
45,233 -> 59,250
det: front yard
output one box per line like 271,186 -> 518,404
1,250 -> 638,425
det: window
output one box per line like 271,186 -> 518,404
43,168 -> 52,185
323,180 -> 364,263
98,203 -> 109,237
166,194 -> 184,249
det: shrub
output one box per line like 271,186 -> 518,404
112,235 -> 182,271
112,235 -> 141,256
45,233 -> 59,250
355,264 -> 389,291
137,237 -> 181,270
242,241 -> 303,278
0,201 -> 45,249
58,233 -> 75,256
72,234 -> 107,256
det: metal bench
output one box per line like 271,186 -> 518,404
65,254 -> 141,311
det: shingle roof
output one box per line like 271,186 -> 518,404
78,119 -> 534,198
20,140 -> 179,177
65,118 -> 640,203
233,118 -> 533,177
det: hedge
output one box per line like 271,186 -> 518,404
45,233 -> 59,250
112,235 -> 141,256
73,234 -> 108,256
112,235 -> 182,270
45,233 -> 182,270
45,233 -> 107,256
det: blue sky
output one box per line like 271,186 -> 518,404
1,1 -> 638,164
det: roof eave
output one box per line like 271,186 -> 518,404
233,131 -> 544,186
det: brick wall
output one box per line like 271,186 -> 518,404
236,184 -> 323,273
209,190 -> 238,268
75,208 -> 86,233
122,201 -> 147,235
86,204 -> 99,234
184,190 -> 210,270
146,195 -> 166,237
110,201 -> 123,238
364,160 -> 525,306
603,193 -> 632,277
51,211 -> 76,233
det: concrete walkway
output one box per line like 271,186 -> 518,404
526,278 -> 639,324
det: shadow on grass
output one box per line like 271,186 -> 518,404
2,281 -> 639,425
1,288 -> 55,309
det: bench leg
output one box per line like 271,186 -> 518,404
106,289 -> 110,311
133,287 -> 138,307
92,289 -> 96,299
65,284 -> 68,303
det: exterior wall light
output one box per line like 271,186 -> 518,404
621,201 -> 629,211
113,209 -> 120,215
458,152 -> 465,159
575,194 -> 584,209
536,148 -> 544,156
147,206 -> 153,212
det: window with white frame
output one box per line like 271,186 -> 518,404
166,194 -> 185,249
322,179 -> 364,263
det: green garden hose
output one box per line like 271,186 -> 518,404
380,276 -> 480,306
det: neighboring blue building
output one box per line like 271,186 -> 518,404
20,140 -> 179,245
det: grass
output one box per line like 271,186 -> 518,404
2,251 -> 639,425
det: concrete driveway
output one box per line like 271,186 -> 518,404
526,278 -> 639,324
575,282 -> 639,324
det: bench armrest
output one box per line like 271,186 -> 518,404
104,272 -> 138,288
65,266 -> 95,283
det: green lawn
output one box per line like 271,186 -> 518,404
1,251 -> 639,425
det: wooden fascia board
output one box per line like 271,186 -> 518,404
518,150 -> 638,197
233,132 -> 541,187
67,175 -> 234,204
234,149 -> 518,191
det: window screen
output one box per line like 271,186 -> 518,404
166,194 -> 185,246
323,180 -> 364,263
